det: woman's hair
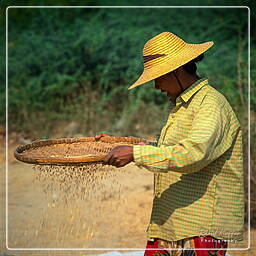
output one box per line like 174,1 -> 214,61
183,53 -> 204,74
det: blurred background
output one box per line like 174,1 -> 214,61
0,0 -> 255,255
1,1 -> 254,138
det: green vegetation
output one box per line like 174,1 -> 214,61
1,3 -> 253,135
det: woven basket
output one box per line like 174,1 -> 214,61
14,136 -> 146,165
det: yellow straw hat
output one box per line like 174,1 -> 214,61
128,32 -> 214,90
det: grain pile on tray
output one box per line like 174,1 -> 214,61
14,136 -> 145,165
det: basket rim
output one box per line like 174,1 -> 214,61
14,136 -> 147,165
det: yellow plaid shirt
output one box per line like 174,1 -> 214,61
133,78 -> 244,242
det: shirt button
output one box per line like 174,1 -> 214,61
155,192 -> 161,198
172,114 -> 175,118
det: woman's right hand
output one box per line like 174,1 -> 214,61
95,133 -> 113,141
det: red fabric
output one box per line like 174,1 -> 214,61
144,236 -> 228,256
193,236 -> 227,256
144,240 -> 170,256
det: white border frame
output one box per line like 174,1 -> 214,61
5,5 -> 251,251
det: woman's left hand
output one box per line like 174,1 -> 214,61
104,145 -> 134,167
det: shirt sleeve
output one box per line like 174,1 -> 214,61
133,96 -> 238,174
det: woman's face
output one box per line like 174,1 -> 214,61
154,72 -> 182,100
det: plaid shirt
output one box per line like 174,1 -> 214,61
134,78 -> 245,242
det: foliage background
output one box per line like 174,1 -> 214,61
0,0 -> 255,227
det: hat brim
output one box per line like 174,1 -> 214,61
128,41 -> 214,90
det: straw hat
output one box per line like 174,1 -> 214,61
128,32 -> 214,90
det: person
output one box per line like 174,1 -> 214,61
96,32 -> 244,256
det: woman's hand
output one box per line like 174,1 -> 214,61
104,145 -> 134,168
95,133 -> 112,140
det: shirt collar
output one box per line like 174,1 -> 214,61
176,78 -> 208,105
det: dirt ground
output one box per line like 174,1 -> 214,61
0,142 -> 255,256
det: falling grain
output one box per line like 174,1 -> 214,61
32,161 -> 125,246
